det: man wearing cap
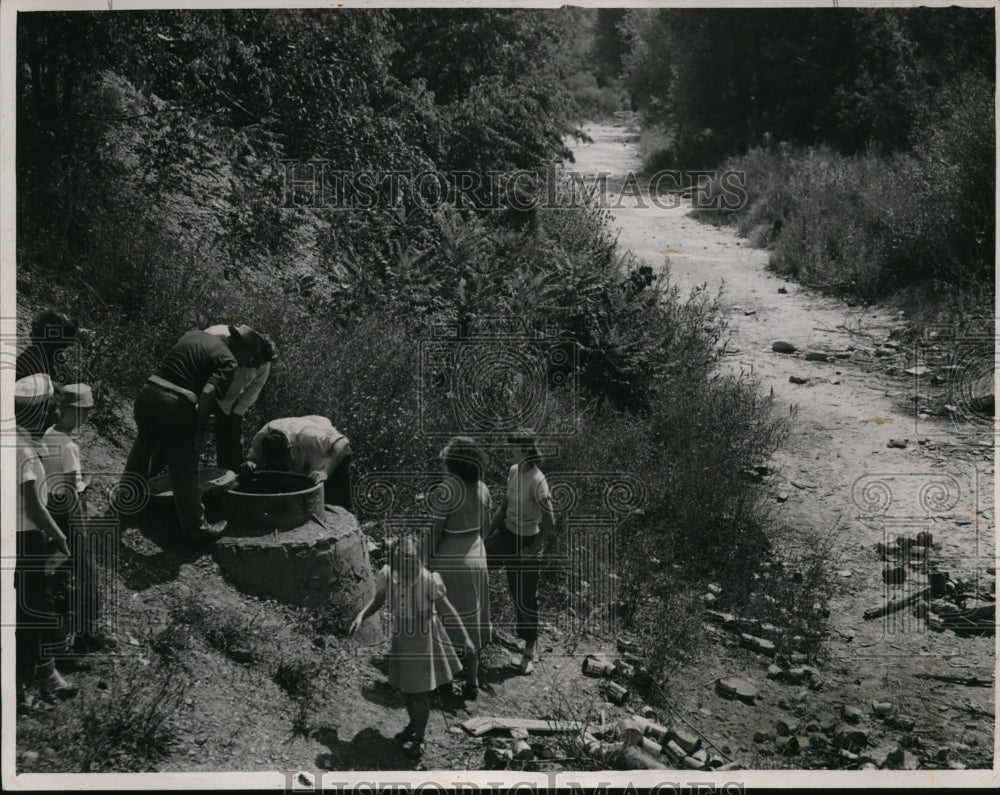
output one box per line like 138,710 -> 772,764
120,326 -> 258,541
14,374 -> 77,705
203,324 -> 277,471
242,416 -> 353,510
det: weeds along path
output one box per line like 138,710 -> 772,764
570,122 -> 995,766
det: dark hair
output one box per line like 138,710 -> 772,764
507,428 -> 543,468
31,311 -> 79,344
260,428 -> 290,463
441,436 -> 483,484
387,532 -> 426,572
257,332 -> 277,364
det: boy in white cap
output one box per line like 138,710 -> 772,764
43,383 -> 93,499
14,374 -> 77,706
43,383 -> 113,656
202,324 -> 277,470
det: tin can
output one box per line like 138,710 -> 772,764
582,657 -> 616,677
646,723 -> 670,743
605,681 -> 629,705
641,737 -> 663,756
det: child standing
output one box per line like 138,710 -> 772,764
43,383 -> 112,656
430,436 -> 492,699
14,374 -> 76,708
349,534 -> 473,761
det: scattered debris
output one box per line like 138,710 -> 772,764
716,677 -> 759,704
805,351 -> 831,362
887,439 -> 908,449
772,341 -> 797,353
739,633 -> 776,656
582,655 -> 616,677
460,717 -> 586,737
605,681 -> 629,705
789,375 -> 809,384
864,587 -> 931,620
912,673 -> 993,688
778,286 -> 788,294
887,715 -> 915,731
882,566 -> 906,585
841,705 -> 863,724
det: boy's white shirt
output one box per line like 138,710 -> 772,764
42,426 -> 86,493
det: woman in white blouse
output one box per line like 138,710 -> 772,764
486,429 -> 555,675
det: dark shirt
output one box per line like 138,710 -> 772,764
15,342 -> 75,383
153,330 -> 237,398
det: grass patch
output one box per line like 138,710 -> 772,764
18,645 -> 192,773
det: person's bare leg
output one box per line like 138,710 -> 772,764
466,649 -> 479,688
411,692 -> 430,740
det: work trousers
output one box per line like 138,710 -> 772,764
122,383 -> 204,535
15,530 -> 71,676
485,526 -> 541,644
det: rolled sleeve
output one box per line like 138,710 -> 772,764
233,362 -> 270,416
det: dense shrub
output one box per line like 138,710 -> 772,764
17,10 -> 794,699
691,70 -> 994,306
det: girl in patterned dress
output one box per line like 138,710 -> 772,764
349,533 -> 474,760
430,436 -> 492,700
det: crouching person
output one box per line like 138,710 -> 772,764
15,375 -> 76,709
242,416 -> 353,510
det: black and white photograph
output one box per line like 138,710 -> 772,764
1,0 -> 996,789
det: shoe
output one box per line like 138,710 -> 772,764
38,667 -> 78,700
74,632 -> 118,654
57,654 -> 92,673
434,681 -> 455,696
462,682 -> 479,700
393,724 -> 416,743
517,653 -> 534,675
402,738 -> 425,760
17,682 -> 49,714
184,521 -> 227,544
